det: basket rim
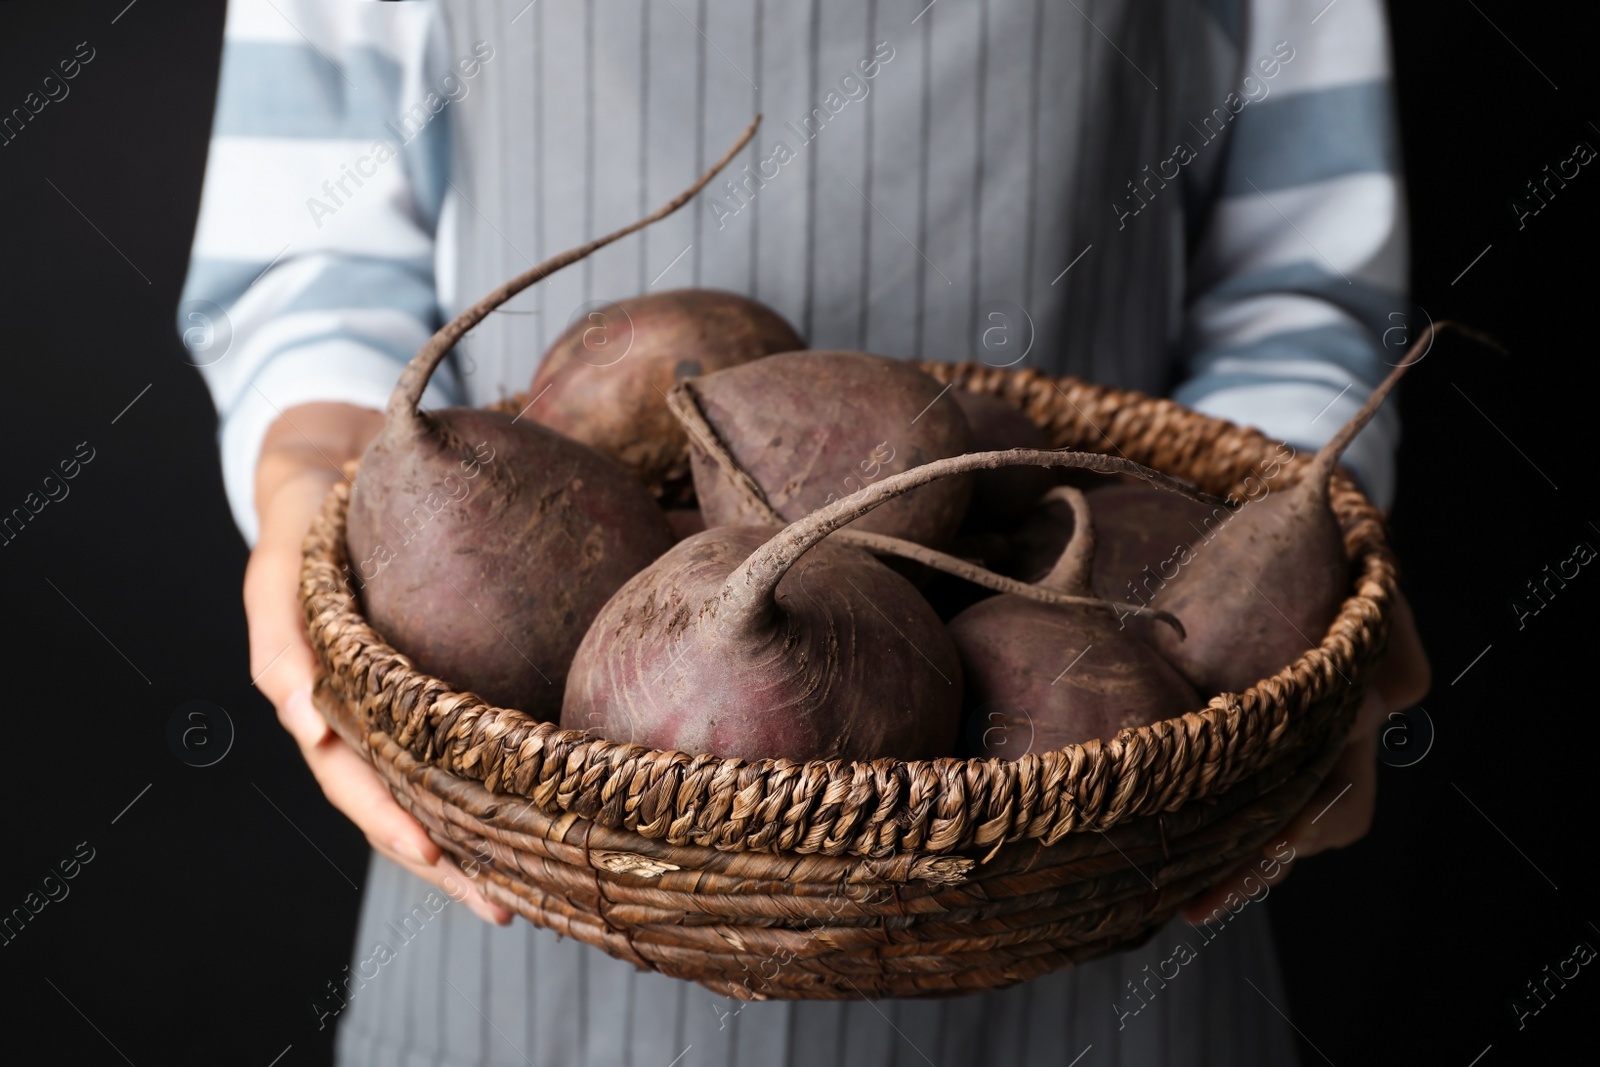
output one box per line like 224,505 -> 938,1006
302,362 -> 1395,859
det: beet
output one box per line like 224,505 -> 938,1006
663,507 -> 707,543
344,118 -> 759,717
951,389 -> 1056,532
997,490 -> 1079,584
673,351 -> 976,546
932,477 -> 1209,620
1000,483 -> 1224,608
562,525 -> 960,761
562,448 -> 1190,762
670,382 -> 1229,616
951,488 -> 1199,757
527,289 -> 803,486
1083,484 -> 1230,603
1147,325 -> 1442,695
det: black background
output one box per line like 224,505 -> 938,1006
0,2 -> 1594,1064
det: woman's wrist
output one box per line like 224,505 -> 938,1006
253,403 -> 385,532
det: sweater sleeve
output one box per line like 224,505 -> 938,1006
1175,0 -> 1408,510
179,0 -> 466,544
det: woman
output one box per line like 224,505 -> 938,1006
183,1 -> 1428,1062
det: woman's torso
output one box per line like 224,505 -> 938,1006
433,0 -> 1237,403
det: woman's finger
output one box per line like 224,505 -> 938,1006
244,544 -> 321,713
295,714 -> 512,924
244,468 -> 339,711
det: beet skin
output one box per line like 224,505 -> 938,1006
681,350 -> 975,547
348,409 -> 672,719
561,526 -> 961,761
529,289 -> 803,486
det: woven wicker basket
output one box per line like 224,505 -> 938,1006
301,360 -> 1394,1001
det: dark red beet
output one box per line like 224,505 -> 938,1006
1147,323 -> 1446,695
562,449 -> 1189,762
664,507 -> 707,542
951,488 -> 1199,757
527,289 -> 803,486
348,411 -> 673,718
561,525 -> 961,761
951,390 -> 1056,531
999,490 -> 1079,584
998,483 -> 1227,642
1083,484 -> 1233,604
671,383 -> 1229,618
668,382 -> 1228,617
674,351 -> 976,547
999,483 -> 1224,589
345,118 -> 759,717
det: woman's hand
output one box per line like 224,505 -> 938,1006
245,403 -> 512,926
1180,591 -> 1430,921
